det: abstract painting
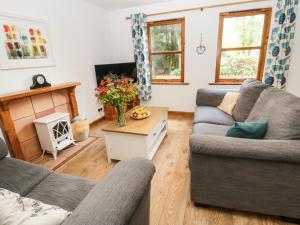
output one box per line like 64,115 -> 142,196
0,13 -> 54,69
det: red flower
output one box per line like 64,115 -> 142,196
3,25 -> 9,33
29,28 -> 34,36
100,80 -> 106,87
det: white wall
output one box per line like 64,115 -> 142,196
0,0 -> 112,122
109,0 -> 285,112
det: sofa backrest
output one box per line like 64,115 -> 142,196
246,87 -> 300,140
233,82 -> 270,122
0,138 -> 8,159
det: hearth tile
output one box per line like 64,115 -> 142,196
36,108 -> 55,119
55,104 -> 72,118
31,93 -> 54,113
51,89 -> 69,107
14,115 -> 37,142
21,137 -> 42,161
9,97 -> 34,121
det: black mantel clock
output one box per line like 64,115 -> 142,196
30,74 -> 51,89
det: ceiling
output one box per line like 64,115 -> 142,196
85,0 -> 174,10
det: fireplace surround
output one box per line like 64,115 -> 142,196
0,82 -> 80,161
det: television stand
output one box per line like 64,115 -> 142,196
104,97 -> 140,120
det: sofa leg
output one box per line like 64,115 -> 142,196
280,216 -> 300,224
194,202 -> 210,208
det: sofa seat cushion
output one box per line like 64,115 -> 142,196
193,123 -> 230,136
27,173 -> 96,211
194,106 -> 234,126
247,87 -> 300,140
0,158 -> 51,196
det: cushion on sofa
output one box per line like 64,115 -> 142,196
193,123 -> 230,136
0,157 -> 51,196
0,188 -> 71,225
233,84 -> 270,122
247,87 -> 300,140
218,92 -> 240,115
27,173 -> 96,211
0,138 -> 8,159
226,120 -> 268,139
194,106 -> 234,126
239,78 -> 263,92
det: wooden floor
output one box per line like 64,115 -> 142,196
56,114 -> 293,225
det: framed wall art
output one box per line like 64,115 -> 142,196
0,12 -> 55,69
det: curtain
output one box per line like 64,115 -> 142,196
264,0 -> 299,89
131,13 -> 152,102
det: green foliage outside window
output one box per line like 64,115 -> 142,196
150,23 -> 182,79
220,14 -> 265,79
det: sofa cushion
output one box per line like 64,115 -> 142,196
27,173 -> 96,211
218,92 -> 240,115
194,106 -> 234,126
193,123 -> 230,136
247,87 -> 300,140
0,138 -> 8,159
0,188 -> 71,225
233,84 -> 270,122
239,78 -> 262,92
0,157 -> 51,196
226,120 -> 268,139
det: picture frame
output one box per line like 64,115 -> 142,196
0,12 -> 55,70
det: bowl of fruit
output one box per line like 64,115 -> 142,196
131,107 -> 151,120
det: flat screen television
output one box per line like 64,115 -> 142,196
94,62 -> 137,84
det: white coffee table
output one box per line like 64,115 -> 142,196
102,107 -> 168,163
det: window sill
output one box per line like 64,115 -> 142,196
209,82 -> 242,86
151,81 -> 190,85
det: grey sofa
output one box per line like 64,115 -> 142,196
0,138 -> 155,225
190,79 -> 300,220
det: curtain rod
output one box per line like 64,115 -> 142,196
125,0 -> 271,20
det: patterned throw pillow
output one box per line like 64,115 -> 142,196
0,188 -> 71,225
218,92 -> 240,116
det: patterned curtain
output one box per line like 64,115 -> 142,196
131,13 -> 152,101
264,0 -> 299,89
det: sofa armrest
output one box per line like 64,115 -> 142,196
190,134 -> 300,163
196,89 -> 239,107
62,158 -> 155,225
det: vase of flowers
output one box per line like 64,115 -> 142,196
95,77 -> 139,127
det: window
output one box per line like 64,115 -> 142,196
215,8 -> 272,84
147,18 -> 185,84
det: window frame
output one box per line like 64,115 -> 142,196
214,8 -> 272,84
147,18 -> 185,84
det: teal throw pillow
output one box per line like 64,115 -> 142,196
226,120 -> 268,139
